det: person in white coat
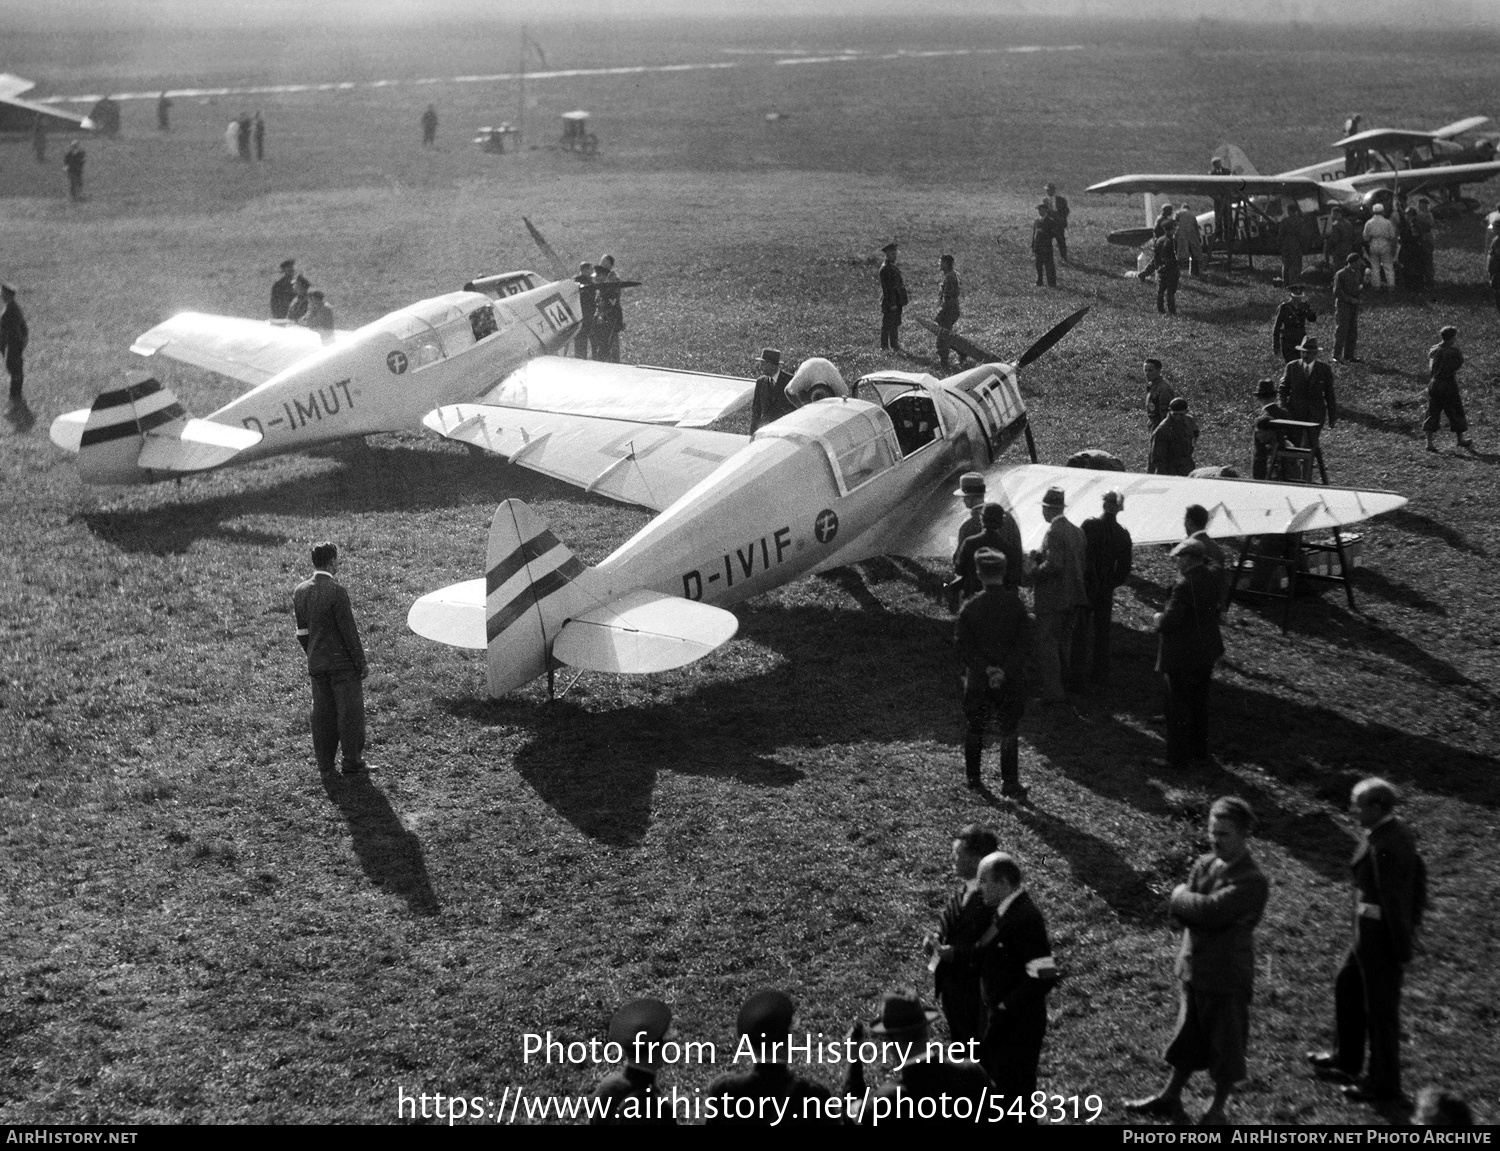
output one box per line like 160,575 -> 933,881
1362,203 -> 1398,292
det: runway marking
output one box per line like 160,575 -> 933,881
39,46 -> 1085,104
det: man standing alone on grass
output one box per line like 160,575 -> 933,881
63,140 -> 85,200
293,542 -> 369,776
1,284 -> 28,405
1423,325 -> 1473,452
421,104 -> 438,146
1154,219 -> 1181,314
935,254 -> 962,369
1044,182 -> 1070,263
1333,253 -> 1365,363
1126,797 -> 1269,1126
956,549 -> 1031,795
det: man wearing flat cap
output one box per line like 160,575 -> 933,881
878,242 -> 906,352
1279,335 -> 1337,455
976,852 -> 1058,1112
706,989 -> 834,1125
1030,487 -> 1088,705
591,997 -> 677,1124
749,348 -> 796,433
1148,396 -> 1198,476
1153,537 -> 1224,768
270,259 -> 297,320
1272,284 -> 1318,364
847,988 -> 989,1124
956,548 -> 1032,794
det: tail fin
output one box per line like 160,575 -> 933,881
482,499 -> 603,695
1212,143 -> 1259,176
51,376 -> 260,485
408,498 -> 739,696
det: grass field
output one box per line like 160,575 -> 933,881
2,12 -> 1498,1125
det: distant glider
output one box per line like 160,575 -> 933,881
411,310 -> 1407,696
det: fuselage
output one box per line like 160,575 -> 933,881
205,280 -> 581,460
581,363 -> 1028,608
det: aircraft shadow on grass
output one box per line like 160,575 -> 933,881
74,443 -> 609,556
1337,403 -> 1420,436
438,563 -> 1495,908
321,771 -> 439,917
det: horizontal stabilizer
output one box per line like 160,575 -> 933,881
407,578 -> 487,649
553,589 -> 738,674
137,417 -> 263,472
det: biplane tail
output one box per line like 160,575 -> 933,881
407,499 -> 738,697
48,376 -> 261,485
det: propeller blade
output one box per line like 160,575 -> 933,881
1014,306 -> 1090,369
522,216 -> 571,282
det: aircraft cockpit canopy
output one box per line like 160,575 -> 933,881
381,292 -> 500,370
758,400 -> 903,496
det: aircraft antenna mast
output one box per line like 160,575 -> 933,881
517,26 -> 526,150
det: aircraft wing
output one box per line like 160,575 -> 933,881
0,74 -> 95,133
478,355 -> 754,427
1087,173 -> 1330,201
424,403 -> 746,512
1345,161 -> 1500,195
1335,117 -> 1490,148
880,463 -> 1406,558
130,312 -> 352,387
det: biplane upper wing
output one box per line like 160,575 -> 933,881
0,73 -> 95,133
1344,160 -> 1500,195
1333,116 -> 1490,149
1086,173 -> 1332,202
880,463 -> 1407,558
478,356 -> 755,428
424,404 -> 747,512
129,312 -> 353,387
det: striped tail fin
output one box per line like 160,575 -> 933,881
50,376 -> 260,485
483,499 -> 603,695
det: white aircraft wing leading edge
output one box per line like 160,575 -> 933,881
479,356 -> 755,428
424,404 -> 747,512
1086,173 -> 1332,201
130,312 -> 353,387
879,463 -> 1407,558
1344,160 -> 1500,195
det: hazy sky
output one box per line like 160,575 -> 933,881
10,0 -> 1499,28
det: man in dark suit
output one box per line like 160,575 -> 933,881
1272,284 -> 1318,363
956,550 -> 1032,795
1280,336 -> 1337,454
1030,486 -> 1088,704
1044,183 -> 1070,263
270,259 -> 297,320
1333,253 -> 1365,363
1154,538 -> 1224,767
1031,204 -> 1057,287
846,989 -> 990,1125
935,254 -> 962,368
293,542 -> 369,775
976,853 -> 1059,1112
1080,490 -> 1132,685
573,262 -> 597,358
1,284 -> 29,404
749,347 -> 795,433
1126,797 -> 1270,1125
953,502 -> 1023,599
1308,778 -> 1426,1105
878,242 -> 906,351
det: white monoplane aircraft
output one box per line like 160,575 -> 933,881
49,271 -> 753,485
0,73 -> 95,134
409,311 -> 1408,697
1087,115 -> 1500,255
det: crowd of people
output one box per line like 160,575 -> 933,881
573,779 -> 1448,1126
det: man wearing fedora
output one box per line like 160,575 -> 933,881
1272,284 -> 1318,364
706,989 -> 832,1124
1279,336 -> 1337,455
1154,538 -> 1224,768
591,997 -> 677,1124
849,988 -> 990,1123
1029,486 -> 1088,704
976,852 -> 1059,1112
878,242 -> 906,352
749,348 -> 796,433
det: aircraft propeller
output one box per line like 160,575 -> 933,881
1013,306 -> 1091,369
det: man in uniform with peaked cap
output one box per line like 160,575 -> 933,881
956,549 -> 1032,795
706,990 -> 834,1124
591,998 -> 676,1124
